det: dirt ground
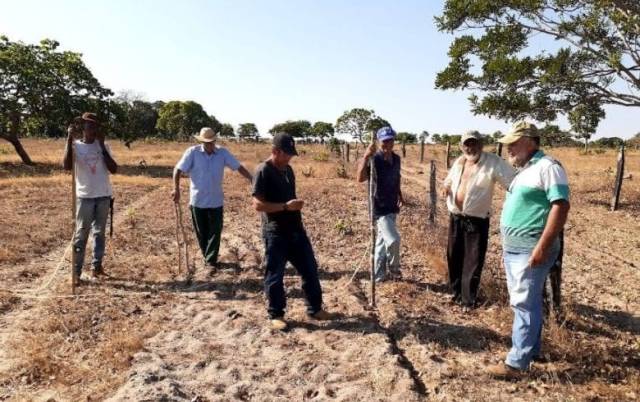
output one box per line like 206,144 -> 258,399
0,138 -> 638,401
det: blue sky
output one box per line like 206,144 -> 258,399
1,0 -> 636,138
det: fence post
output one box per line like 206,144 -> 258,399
610,144 -> 625,211
429,160 -> 437,224
445,141 -> 451,168
402,142 -> 406,158
420,139 -> 425,163
496,142 -> 503,157
345,143 -> 350,162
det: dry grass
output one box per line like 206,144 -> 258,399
1,139 -> 639,400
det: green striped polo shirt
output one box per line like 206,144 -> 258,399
500,151 -> 570,252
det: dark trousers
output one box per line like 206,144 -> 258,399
447,213 -> 490,306
190,206 -> 223,265
263,230 -> 323,319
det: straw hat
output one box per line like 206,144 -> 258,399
498,121 -> 539,144
194,127 -> 217,143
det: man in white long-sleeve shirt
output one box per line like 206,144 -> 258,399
442,130 -> 515,308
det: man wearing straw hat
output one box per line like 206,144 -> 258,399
63,112 -> 118,280
442,130 -> 515,310
172,127 -> 252,268
487,121 -> 570,379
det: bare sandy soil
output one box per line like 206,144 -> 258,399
0,139 -> 638,401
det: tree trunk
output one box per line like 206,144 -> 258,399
1,134 -> 34,165
584,137 -> 589,151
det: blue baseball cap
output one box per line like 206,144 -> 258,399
376,126 -> 396,141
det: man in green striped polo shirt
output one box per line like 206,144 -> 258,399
487,122 -> 570,379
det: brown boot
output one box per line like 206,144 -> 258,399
486,362 -> 524,380
309,310 -> 332,320
270,317 -> 288,331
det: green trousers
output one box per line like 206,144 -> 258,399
190,206 -> 223,265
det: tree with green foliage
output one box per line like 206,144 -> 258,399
219,123 -> 235,138
539,124 -> 580,147
627,132 -> 640,148
396,132 -> 418,144
237,123 -> 259,141
310,121 -> 334,143
335,108 -> 377,143
419,130 -> 430,143
431,133 -> 442,144
269,120 -> 312,138
156,100 -> 216,140
365,117 -> 391,134
435,0 -> 640,138
113,92 -> 159,147
593,136 -> 625,148
0,36 -> 112,164
492,130 -> 504,143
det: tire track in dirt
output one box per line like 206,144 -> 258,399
0,186 -> 163,376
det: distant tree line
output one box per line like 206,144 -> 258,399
2,35 -> 636,165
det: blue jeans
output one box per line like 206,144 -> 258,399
503,246 -> 559,370
263,230 -> 323,319
374,213 -> 401,281
73,197 -> 110,275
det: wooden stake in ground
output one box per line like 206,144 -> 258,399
345,142 -> 350,163
428,160 -> 437,224
420,139 -> 425,163
445,141 -> 451,168
610,144 -> 625,211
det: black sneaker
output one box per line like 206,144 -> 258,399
92,264 -> 106,278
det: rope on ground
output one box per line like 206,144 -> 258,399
1,233 -> 75,299
341,239 -> 372,290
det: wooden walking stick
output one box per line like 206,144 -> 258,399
367,133 -> 377,308
71,146 -> 78,293
69,119 -> 81,294
174,200 -> 194,284
173,202 -> 184,278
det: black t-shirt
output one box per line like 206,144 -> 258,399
252,160 -> 304,233
365,151 -> 401,217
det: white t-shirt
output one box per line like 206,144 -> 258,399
73,140 -> 114,198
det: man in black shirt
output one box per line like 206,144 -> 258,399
252,133 -> 330,331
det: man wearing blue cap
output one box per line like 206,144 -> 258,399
357,126 -> 404,282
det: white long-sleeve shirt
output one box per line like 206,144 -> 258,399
444,152 -> 515,219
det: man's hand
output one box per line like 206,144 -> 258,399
67,125 -> 79,141
528,245 -> 548,268
172,188 -> 180,203
285,199 -> 304,211
364,142 -> 377,158
440,185 -> 451,198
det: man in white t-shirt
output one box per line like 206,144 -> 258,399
63,112 -> 118,281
